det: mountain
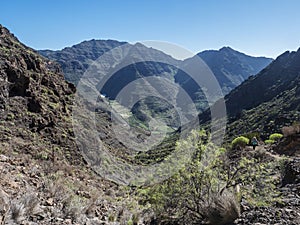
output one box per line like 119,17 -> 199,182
199,48 -> 300,139
225,49 -> 300,117
174,47 -> 273,100
39,40 -> 180,86
39,39 -> 128,84
40,43 -> 272,98
199,47 -> 273,93
40,43 -> 272,131
226,49 -> 300,138
40,41 -> 184,129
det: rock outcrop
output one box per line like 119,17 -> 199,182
0,24 -> 80,163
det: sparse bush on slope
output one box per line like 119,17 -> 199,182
139,130 -> 241,225
232,136 -> 249,148
269,133 -> 283,141
138,130 -> 283,225
265,133 -> 283,145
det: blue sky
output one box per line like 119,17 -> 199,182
1,0 -> 300,58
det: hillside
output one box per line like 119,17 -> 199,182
0,25 -> 140,224
197,48 -> 300,139
0,25 -> 78,163
225,49 -> 300,138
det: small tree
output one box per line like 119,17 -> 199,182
264,139 -> 275,145
269,133 -> 283,141
138,130 -> 282,224
231,136 -> 249,148
140,130 -> 241,225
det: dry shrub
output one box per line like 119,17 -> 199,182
282,124 -> 300,137
3,193 -> 40,224
205,190 -> 240,225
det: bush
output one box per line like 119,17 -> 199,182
265,139 -> 275,145
231,136 -> 249,148
282,124 -> 300,136
139,130 -> 241,224
205,190 -> 240,225
139,130 -> 282,224
269,133 -> 283,141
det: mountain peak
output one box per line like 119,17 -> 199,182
219,46 -> 235,52
193,46 -> 273,94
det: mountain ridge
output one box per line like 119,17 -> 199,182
39,41 -> 273,119
39,40 -> 273,94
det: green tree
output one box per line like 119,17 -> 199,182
139,130 -> 240,225
231,136 -> 249,148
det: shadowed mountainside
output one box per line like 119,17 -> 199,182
198,48 -> 300,139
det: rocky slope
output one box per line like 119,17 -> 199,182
0,24 -> 78,164
225,49 -> 300,138
225,49 -> 300,118
0,24 -> 142,224
234,131 -> 300,225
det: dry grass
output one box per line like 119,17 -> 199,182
204,190 -> 240,225
1,193 -> 40,225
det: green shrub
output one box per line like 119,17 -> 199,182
269,133 -> 283,141
265,139 -> 275,145
139,130 -> 240,224
138,130 -> 281,224
231,136 -> 249,148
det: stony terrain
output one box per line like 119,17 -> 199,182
235,154 -> 300,225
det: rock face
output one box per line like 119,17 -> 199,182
282,158 -> 300,185
0,24 -> 80,164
